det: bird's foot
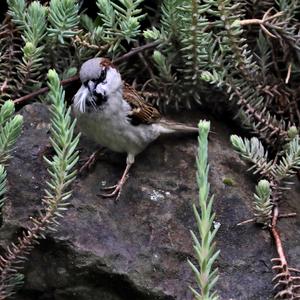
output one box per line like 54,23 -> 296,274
79,149 -> 105,174
99,185 -> 122,200
100,184 -> 118,191
99,175 -> 129,201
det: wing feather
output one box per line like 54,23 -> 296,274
123,83 -> 161,125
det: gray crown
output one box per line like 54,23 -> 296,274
79,57 -> 103,83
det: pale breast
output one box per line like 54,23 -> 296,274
74,107 -> 160,156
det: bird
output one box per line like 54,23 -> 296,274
72,57 -> 198,200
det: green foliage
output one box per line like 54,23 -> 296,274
177,2 -> 212,104
144,1 -> 223,108
143,0 -> 300,145
2,0 -> 299,147
160,0 -> 182,40
44,69 -> 80,214
22,1 -> 47,45
0,100 -> 16,127
0,15 -> 21,102
1,0 -> 80,101
7,0 -> 26,28
45,0 -> 80,73
230,132 -> 300,297
96,0 -> 146,52
152,50 -> 173,82
253,180 -> 272,225
0,100 -> 23,164
230,133 -> 300,223
48,0 -> 79,44
1,0 -> 151,102
0,100 -> 23,294
0,114 -> 23,164
230,135 -> 274,177
9,1 -> 46,97
275,135 -> 300,180
0,70 -> 79,298
188,120 -> 219,300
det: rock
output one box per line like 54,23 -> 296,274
1,103 -> 300,299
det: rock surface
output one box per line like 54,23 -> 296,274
1,103 -> 300,300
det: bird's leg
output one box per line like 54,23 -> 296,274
99,163 -> 132,200
99,154 -> 134,200
79,148 -> 105,174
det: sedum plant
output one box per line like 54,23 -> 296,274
0,101 -> 23,164
47,0 -> 80,44
96,0 -> 146,50
1,0 -> 148,103
46,0 -> 80,73
74,0 -> 147,64
144,0 -> 300,145
0,100 -> 23,220
188,120 -> 219,300
1,0 -> 80,102
7,0 -> 47,97
1,0 -> 299,150
253,179 -> 272,225
231,133 -> 300,299
0,69 -> 80,299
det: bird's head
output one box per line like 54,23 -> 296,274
73,57 -> 122,113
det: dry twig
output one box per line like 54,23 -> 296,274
240,10 -> 284,38
271,207 -> 300,299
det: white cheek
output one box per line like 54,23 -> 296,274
73,85 -> 89,113
104,70 -> 122,93
95,84 -> 107,95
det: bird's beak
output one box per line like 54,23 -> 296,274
86,80 -> 96,96
87,86 -> 92,94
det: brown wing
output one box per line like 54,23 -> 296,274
123,82 -> 161,125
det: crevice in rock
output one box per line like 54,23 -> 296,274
15,238 -> 174,300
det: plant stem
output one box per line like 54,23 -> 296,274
13,75 -> 79,104
13,40 -> 160,105
271,209 -> 288,266
112,40 -> 160,64
237,213 -> 296,226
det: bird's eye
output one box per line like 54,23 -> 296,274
94,69 -> 107,85
99,69 -> 107,82
90,69 -> 107,85
83,80 -> 89,87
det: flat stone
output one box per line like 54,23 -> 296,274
1,103 -> 299,300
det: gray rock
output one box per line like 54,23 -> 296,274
1,103 -> 299,300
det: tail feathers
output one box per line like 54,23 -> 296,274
157,120 -> 198,134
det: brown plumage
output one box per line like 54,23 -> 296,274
100,58 -> 116,69
123,82 -> 161,125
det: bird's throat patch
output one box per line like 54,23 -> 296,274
95,93 -> 107,106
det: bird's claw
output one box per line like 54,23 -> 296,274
79,152 -> 97,174
98,175 -> 129,201
99,184 -> 122,201
79,148 -> 105,174
100,184 -> 118,191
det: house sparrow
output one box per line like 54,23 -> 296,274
73,57 -> 198,200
